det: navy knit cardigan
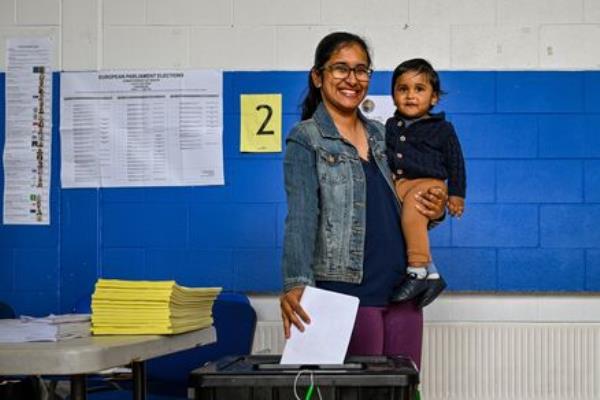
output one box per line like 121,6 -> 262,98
385,112 -> 466,198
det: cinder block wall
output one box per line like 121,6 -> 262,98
1,0 -> 599,70
1,0 -> 600,316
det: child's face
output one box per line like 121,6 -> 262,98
393,71 -> 439,119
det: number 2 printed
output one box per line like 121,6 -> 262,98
255,104 -> 274,135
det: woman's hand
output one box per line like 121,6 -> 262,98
280,286 -> 311,339
414,185 -> 448,220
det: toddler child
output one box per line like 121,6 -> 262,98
386,58 -> 466,307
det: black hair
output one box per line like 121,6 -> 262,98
300,32 -> 372,120
390,58 -> 444,99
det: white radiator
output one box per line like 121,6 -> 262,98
252,321 -> 600,400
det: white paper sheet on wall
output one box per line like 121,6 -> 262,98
360,95 -> 395,125
280,286 -> 359,365
59,70 -> 224,188
3,37 -> 53,225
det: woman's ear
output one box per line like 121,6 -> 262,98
311,68 -> 322,89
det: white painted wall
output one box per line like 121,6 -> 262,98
1,0 -> 599,70
2,0 -> 600,323
250,294 -> 600,327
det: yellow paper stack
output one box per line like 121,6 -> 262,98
91,279 -> 222,335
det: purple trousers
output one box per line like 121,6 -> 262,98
347,301 -> 423,369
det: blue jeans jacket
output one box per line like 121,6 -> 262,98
282,103 -> 400,291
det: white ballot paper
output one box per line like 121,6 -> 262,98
280,286 -> 359,365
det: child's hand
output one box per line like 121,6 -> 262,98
447,196 -> 465,217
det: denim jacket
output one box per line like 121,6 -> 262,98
282,103 -> 400,291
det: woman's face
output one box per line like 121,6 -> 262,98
312,43 -> 370,116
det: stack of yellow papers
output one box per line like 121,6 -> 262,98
91,279 -> 222,335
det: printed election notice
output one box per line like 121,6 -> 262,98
3,37 -> 53,225
60,70 -> 223,188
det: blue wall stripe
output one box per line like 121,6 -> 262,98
497,72 -> 585,113
1,70 -> 599,316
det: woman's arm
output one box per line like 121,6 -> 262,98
280,128 -> 319,337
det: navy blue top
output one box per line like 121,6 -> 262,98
317,155 -> 406,306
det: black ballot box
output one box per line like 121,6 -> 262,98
188,355 -> 419,400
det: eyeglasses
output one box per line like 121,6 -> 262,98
321,63 -> 373,82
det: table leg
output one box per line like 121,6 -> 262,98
70,374 -> 87,400
195,388 -> 214,400
131,361 -> 147,400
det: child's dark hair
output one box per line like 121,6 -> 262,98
390,58 -> 444,98
301,32 -> 372,120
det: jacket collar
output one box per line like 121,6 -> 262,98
313,102 -> 381,141
393,110 -> 446,124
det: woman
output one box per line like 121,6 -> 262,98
280,32 -> 446,367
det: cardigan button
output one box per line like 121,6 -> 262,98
397,120 -> 404,127
400,136 -> 406,142
396,169 -> 403,175
396,153 -> 403,159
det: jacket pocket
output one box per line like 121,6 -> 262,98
315,147 -> 351,185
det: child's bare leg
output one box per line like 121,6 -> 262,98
396,178 -> 446,267
392,178 -> 447,304
401,187 -> 432,268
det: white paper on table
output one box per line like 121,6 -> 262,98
280,286 -> 359,365
20,313 -> 91,324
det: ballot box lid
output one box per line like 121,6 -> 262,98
189,354 -> 419,388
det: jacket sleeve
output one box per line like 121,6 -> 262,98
281,125 -> 319,291
444,123 -> 467,198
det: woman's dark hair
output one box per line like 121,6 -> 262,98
300,32 -> 372,120
390,58 -> 444,98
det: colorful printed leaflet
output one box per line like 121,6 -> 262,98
91,279 -> 221,335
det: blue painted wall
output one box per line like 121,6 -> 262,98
1,70 -> 599,316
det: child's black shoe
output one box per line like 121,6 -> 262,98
390,272 -> 429,303
417,275 -> 447,308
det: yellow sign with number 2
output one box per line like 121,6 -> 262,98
240,94 -> 282,153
